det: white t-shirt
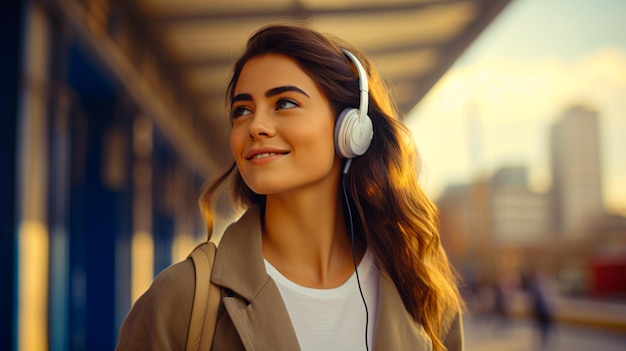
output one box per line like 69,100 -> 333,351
264,249 -> 380,351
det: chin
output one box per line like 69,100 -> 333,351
244,180 -> 286,196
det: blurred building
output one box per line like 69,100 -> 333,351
438,166 -> 550,284
489,166 -> 551,245
437,104 -> 626,297
438,183 -> 474,278
550,105 -> 605,237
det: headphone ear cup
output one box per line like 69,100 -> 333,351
334,108 -> 373,158
334,108 -> 355,158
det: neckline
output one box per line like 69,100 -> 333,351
264,249 -> 375,298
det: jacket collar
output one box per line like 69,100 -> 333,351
211,206 -> 301,350
211,205 -> 266,300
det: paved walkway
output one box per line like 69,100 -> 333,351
464,315 -> 626,351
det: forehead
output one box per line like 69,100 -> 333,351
234,54 -> 317,94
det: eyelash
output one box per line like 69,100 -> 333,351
229,106 -> 250,119
275,96 -> 299,110
229,96 -> 300,120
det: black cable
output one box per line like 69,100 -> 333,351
342,164 -> 370,351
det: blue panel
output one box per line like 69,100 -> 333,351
68,43 -> 116,99
152,131 -> 175,274
0,2 -> 24,351
65,43 -> 132,351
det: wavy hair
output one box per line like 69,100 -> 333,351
200,24 -> 461,351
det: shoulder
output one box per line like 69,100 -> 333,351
116,259 -> 196,350
150,259 -> 196,297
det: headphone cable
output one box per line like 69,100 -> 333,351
342,166 -> 370,351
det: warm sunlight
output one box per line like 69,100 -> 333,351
131,231 -> 154,304
18,221 -> 49,351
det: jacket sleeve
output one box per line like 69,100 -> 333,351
441,307 -> 464,351
116,259 -> 196,351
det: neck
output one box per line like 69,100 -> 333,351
262,180 -> 363,288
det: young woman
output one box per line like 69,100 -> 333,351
117,24 -> 464,351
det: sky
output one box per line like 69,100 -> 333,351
407,0 -> 626,215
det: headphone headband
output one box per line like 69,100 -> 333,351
341,49 -> 369,119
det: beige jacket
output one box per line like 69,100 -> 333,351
116,206 -> 464,350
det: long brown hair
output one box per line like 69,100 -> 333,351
200,24 -> 461,351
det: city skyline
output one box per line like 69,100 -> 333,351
407,0 -> 626,215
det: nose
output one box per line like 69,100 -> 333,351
248,109 -> 275,139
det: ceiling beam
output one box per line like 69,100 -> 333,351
182,39 -> 447,68
155,0 -> 473,24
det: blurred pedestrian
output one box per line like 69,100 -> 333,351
493,281 -> 509,323
528,271 -> 555,349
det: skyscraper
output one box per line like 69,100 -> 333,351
550,105 -> 604,237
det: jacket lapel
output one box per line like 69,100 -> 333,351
373,269 -> 432,350
211,206 -> 301,350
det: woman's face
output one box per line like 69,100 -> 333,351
229,53 -> 341,196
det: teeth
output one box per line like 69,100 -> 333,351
252,152 -> 277,159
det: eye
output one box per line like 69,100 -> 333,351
275,98 -> 298,110
229,105 -> 252,119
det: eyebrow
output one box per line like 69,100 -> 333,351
231,85 -> 310,106
266,85 -> 310,98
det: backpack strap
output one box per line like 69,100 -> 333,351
186,241 -> 220,351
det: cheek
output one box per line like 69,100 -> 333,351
296,122 -> 337,161
320,118 -> 338,153
229,127 -> 246,159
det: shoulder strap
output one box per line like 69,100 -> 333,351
186,241 -> 220,351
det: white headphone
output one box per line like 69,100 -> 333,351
334,49 -> 374,159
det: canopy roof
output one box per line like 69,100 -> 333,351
47,0 -> 511,174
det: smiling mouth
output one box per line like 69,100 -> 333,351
247,152 -> 288,160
